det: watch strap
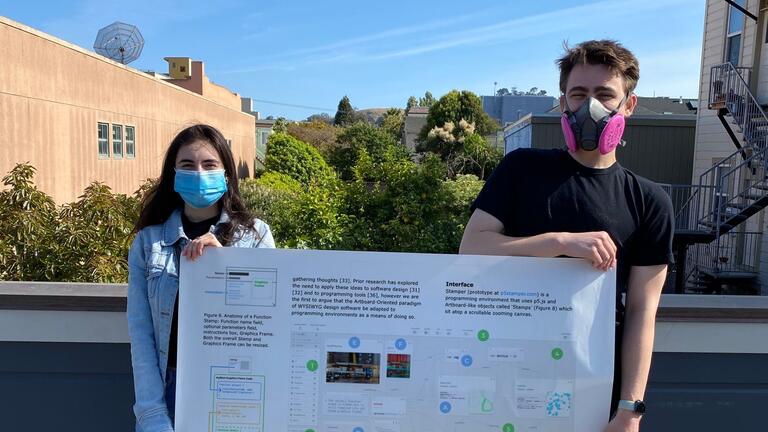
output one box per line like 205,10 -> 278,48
618,399 -> 645,414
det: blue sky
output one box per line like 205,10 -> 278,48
3,0 -> 705,120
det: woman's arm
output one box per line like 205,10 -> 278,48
127,232 -> 174,432
253,221 -> 276,249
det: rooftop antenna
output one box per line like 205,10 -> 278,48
93,22 -> 144,65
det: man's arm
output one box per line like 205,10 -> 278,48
607,264 -> 667,431
459,209 -> 617,270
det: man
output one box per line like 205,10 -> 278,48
460,40 -> 673,432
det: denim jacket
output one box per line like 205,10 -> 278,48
127,209 -> 275,432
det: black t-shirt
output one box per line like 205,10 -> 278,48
472,148 -> 674,317
167,212 -> 221,369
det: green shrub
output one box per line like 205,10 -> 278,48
264,133 -> 335,187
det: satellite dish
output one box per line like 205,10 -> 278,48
93,22 -> 144,65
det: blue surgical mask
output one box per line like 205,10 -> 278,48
174,169 -> 228,209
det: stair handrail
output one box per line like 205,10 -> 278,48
709,63 -> 751,106
710,62 -> 768,150
710,140 -> 768,232
718,145 -> 768,180
698,147 -> 746,185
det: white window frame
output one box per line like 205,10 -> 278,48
112,124 -> 123,159
725,0 -> 746,66
125,125 -> 136,159
98,122 -> 110,159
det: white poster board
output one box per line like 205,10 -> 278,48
176,248 -> 615,432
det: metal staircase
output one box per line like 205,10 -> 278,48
667,62 -> 768,294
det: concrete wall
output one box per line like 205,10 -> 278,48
0,17 -> 256,203
2,283 -> 767,431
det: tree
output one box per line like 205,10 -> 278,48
0,163 -> 150,283
379,108 -> 405,142
264,133 -> 336,187
56,183 -> 138,282
416,91 -> 501,179
241,173 -> 346,250
272,117 -> 289,134
306,112 -> 333,124
417,90 -> 499,145
354,110 -> 378,125
334,95 -> 355,126
0,164 -> 58,280
338,152 -> 483,253
499,86 -> 548,96
419,91 -> 436,108
406,96 -> 418,111
286,120 -> 340,157
447,133 -> 503,179
329,122 -> 408,180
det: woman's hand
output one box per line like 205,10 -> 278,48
182,232 -> 222,261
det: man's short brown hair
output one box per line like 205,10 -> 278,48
557,40 -> 640,95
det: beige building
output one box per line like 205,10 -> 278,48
683,0 -> 768,294
0,16 -> 257,203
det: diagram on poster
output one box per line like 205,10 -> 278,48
176,249 -> 615,432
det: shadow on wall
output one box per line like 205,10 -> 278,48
237,160 -> 250,179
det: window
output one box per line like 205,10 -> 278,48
256,128 -> 271,161
98,122 -> 109,158
726,0 -> 745,66
112,124 -> 123,159
126,126 -> 135,159
259,130 -> 271,146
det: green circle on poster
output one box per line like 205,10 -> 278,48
477,329 -> 490,342
502,423 -> 515,432
305,429 -> 316,432
306,360 -> 319,371
551,347 -> 564,360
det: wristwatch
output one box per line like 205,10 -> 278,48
618,399 -> 646,415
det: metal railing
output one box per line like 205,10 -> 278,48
710,64 -> 767,149
660,184 -> 718,231
695,231 -> 762,275
713,147 -> 768,229
658,64 -> 768,292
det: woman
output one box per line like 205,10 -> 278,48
127,124 -> 275,431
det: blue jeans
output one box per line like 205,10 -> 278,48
134,367 -> 176,432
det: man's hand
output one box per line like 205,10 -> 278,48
460,210 -> 616,272
604,410 -> 641,432
559,231 -> 617,270
182,232 -> 222,261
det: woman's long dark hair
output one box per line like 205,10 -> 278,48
133,124 -> 257,245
